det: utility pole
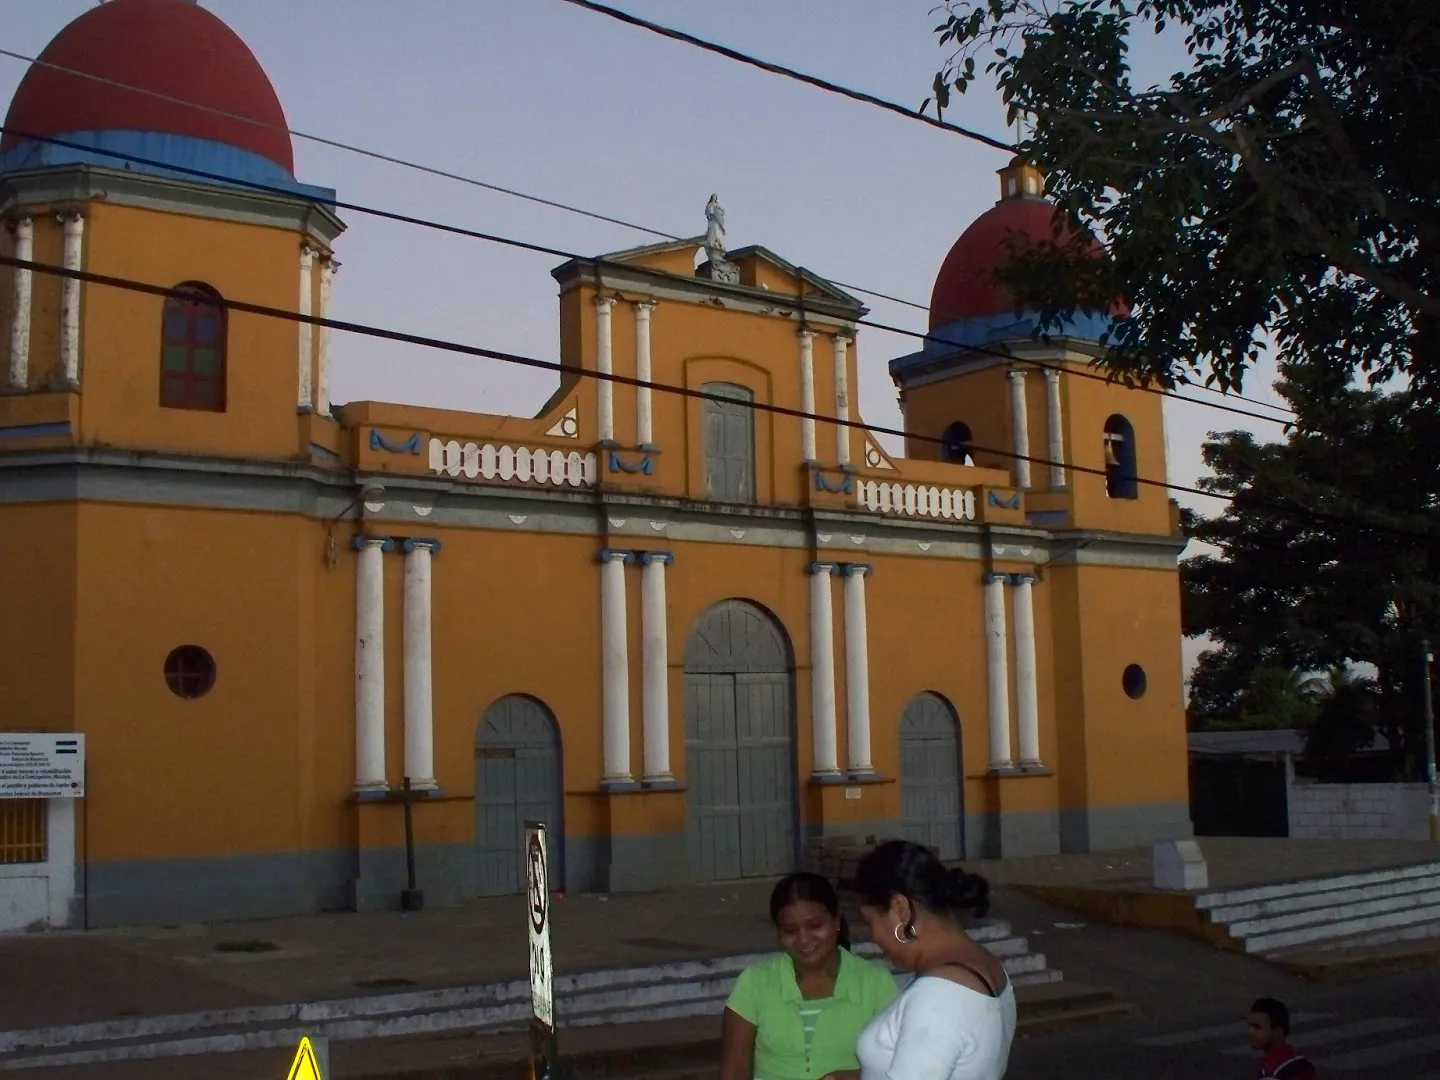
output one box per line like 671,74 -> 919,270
1424,640 -> 1438,841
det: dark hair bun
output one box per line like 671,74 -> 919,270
944,866 -> 991,918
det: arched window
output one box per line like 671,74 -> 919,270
160,283 -> 227,412
701,381 -> 755,502
941,421 -> 975,466
1103,415 -> 1138,499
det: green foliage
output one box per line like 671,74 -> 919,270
1180,359 -> 1440,771
929,0 -> 1440,395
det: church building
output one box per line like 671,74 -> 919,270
0,0 -> 1191,929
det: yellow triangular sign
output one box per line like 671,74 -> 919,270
285,1037 -> 325,1080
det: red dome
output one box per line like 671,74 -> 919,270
1,0 -> 293,174
929,194 -> 1109,330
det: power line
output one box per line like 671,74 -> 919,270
1,252 -> 1423,544
0,126 -> 1296,428
553,0 -> 1017,153
0,45 -> 1294,419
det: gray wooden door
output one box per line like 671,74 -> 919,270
684,600 -> 796,881
475,695 -> 563,896
702,382 -> 755,503
898,692 -> 964,860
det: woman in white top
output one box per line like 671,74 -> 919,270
851,840 -> 1015,1080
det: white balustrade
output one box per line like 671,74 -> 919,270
428,438 -> 598,487
856,480 -> 976,521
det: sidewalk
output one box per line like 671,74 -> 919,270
4,839 -> 1437,1043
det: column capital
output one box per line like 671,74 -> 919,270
299,242 -> 319,260
1009,572 -> 1036,586
807,560 -> 839,576
832,332 -> 852,348
598,547 -> 635,564
840,562 -> 872,578
634,299 -> 658,314
982,570 -> 1009,585
1043,366 -> 1061,383
797,327 -> 817,342
401,537 -> 443,555
1008,367 -> 1027,383
639,550 -> 673,566
352,534 -> 396,553
56,210 -> 85,225
7,215 -> 33,235
594,294 -> 617,312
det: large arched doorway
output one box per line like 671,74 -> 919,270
898,692 -> 964,860
683,599 -> 797,881
474,695 -> 563,896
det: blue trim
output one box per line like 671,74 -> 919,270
352,535 -> 396,553
813,469 -> 854,495
807,561 -> 839,575
640,778 -> 682,790
600,778 -> 642,792
608,449 -> 654,476
400,538 -> 442,555
598,548 -> 635,564
308,442 -> 340,461
988,490 -> 1022,510
351,788 -> 391,801
1007,573 -> 1036,586
0,130 -> 336,204
982,571 -> 1008,586
639,551 -> 674,566
840,562 -> 872,577
0,421 -> 71,438
888,308 -> 1117,376
370,429 -> 421,455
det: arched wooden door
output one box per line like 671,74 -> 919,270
898,691 -> 964,859
474,695 -> 563,896
683,600 -> 797,881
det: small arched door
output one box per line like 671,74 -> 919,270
475,695 -> 563,896
684,599 -> 797,881
898,692 -> 964,859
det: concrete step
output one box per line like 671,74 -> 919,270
1241,901 -> 1440,954
1195,861 -> 1440,913
0,933 -> 1062,1070
1203,870 -> 1440,925
1298,917 -> 1440,953
1226,885 -> 1440,940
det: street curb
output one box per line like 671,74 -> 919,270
1270,941 -> 1440,983
339,1000 -> 1137,1080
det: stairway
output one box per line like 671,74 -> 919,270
1195,860 -> 1440,957
0,920 -> 1084,1071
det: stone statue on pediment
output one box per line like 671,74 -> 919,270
700,194 -> 740,284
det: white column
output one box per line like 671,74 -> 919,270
599,548 -> 634,784
297,245 -> 316,411
842,564 -> 873,774
354,536 -> 390,792
7,216 -> 32,391
1008,368 -> 1031,490
634,301 -> 656,447
832,334 -> 851,466
640,551 -> 673,782
316,258 -> 338,418
798,329 -> 817,462
808,562 -> 840,776
983,571 -> 1014,769
595,296 -> 616,444
58,213 -> 84,387
1044,368 -> 1065,489
1012,574 -> 1042,768
45,798 -> 77,928
402,539 -> 438,790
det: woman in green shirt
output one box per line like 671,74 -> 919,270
721,873 -> 898,1080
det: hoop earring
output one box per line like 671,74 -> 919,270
892,922 -> 914,944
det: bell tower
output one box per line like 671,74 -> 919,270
0,0 -> 345,465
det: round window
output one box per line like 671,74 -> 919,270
164,646 -> 216,699
1122,663 -> 1147,700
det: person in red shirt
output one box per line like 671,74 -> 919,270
1248,998 -> 1318,1079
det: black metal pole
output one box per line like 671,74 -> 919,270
400,777 -> 424,910
1424,640 -> 1438,841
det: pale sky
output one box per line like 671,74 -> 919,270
4,1 -> 1298,677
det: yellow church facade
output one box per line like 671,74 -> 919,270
0,0 -> 1190,928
